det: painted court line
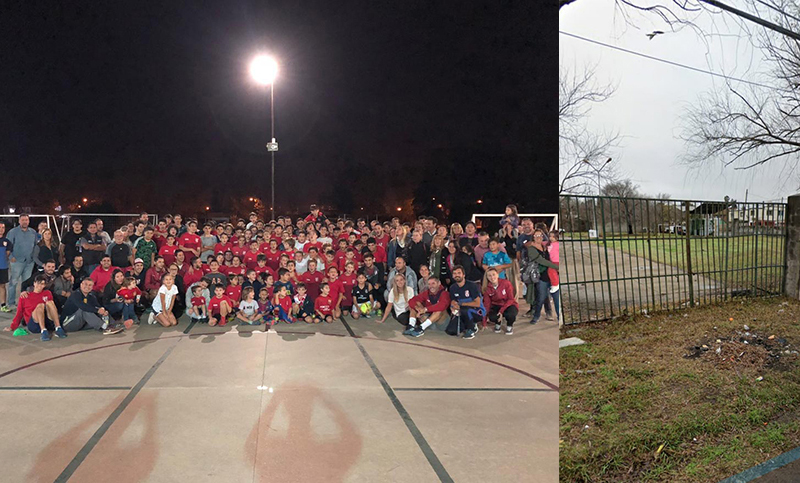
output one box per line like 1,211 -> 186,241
53,342 -> 178,483
341,317 -> 454,483
393,387 -> 550,392
0,386 -> 131,391
719,445 -> 800,483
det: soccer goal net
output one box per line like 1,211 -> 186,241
470,213 -> 559,235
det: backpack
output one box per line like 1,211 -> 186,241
520,249 -> 540,285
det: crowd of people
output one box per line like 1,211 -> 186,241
0,204 -> 559,341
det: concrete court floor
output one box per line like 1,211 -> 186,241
0,304 -> 558,483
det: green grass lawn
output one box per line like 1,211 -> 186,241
560,298 -> 800,482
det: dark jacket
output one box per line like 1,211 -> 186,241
62,290 -> 102,318
33,243 -> 59,268
406,241 -> 429,278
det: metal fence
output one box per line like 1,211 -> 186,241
559,195 -> 787,325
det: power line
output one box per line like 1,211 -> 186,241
699,0 -> 800,41
752,0 -> 800,25
560,30 -> 785,91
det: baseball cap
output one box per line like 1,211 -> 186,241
134,258 -> 144,264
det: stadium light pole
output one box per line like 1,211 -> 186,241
250,55 -> 279,219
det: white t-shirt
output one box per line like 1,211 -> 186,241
294,255 -> 309,274
318,236 -> 333,246
152,284 -> 179,313
239,299 -> 259,317
295,240 -> 307,252
387,286 -> 415,315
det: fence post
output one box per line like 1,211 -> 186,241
599,197 -> 614,317
783,195 -> 800,299
685,201 -> 694,307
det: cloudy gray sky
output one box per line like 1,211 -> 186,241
560,0 -> 798,202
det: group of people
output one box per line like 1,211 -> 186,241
0,204 -> 560,341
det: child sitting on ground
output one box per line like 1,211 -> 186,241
117,276 -> 142,329
292,283 -> 315,323
237,287 -> 263,325
313,282 -> 335,323
257,287 -> 275,326
272,284 -> 295,323
188,284 -> 208,323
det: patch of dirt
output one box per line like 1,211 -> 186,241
684,328 -> 799,372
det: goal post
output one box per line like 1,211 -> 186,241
470,213 -> 559,233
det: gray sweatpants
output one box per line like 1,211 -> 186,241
62,309 -> 105,332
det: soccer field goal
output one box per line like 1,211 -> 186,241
470,213 -> 559,233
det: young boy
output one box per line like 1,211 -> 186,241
351,271 -> 380,319
263,239 -> 282,272
293,283 -> 315,323
257,287 -> 275,326
272,285 -> 295,323
313,282 -> 335,323
208,284 -> 233,327
244,241 -> 262,270
273,268 -> 294,296
242,269 -> 265,295
188,284 -> 208,323
299,259 -> 324,300
159,234 -> 179,268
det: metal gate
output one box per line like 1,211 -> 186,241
559,195 -> 787,325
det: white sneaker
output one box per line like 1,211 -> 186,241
147,312 -> 156,325
505,326 -> 513,335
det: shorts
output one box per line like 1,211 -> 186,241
0,268 -> 7,284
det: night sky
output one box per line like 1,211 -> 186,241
1,1 -> 556,219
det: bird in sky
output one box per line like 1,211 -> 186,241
646,30 -> 665,40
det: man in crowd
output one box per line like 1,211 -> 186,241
61,277 -> 122,335
447,265 -> 482,340
60,219 -> 84,267
107,230 -> 133,268
89,255 -> 116,293
5,274 -> 68,340
95,218 -> 112,245
133,226 -> 158,270
81,222 -> 107,274
7,214 -> 37,307
403,276 -> 451,338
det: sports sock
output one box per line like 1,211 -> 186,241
409,316 -> 417,326
420,319 -> 432,330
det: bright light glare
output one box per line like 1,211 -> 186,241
250,55 -> 278,85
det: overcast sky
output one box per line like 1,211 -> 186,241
560,0 -> 798,203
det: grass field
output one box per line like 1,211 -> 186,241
560,298 -> 800,482
563,233 -> 785,289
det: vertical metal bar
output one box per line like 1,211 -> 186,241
599,197 -> 614,318
685,201 -> 695,308
783,202 -> 789,295
753,202 -> 760,294
723,223 -> 729,301
646,200 -> 657,313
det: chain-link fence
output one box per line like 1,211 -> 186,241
559,195 -> 787,325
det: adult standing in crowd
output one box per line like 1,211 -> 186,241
7,214 -> 37,308
0,223 -> 11,312
525,229 -> 559,324
107,230 -> 133,269
81,222 -> 107,274
70,254 -> 89,289
60,218 -> 84,267
33,228 -> 59,269
95,218 -> 112,245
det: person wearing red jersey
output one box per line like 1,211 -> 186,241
182,257 -> 204,287
263,239 -> 282,271
254,255 -> 276,280
367,238 -> 387,267
334,239 -> 349,264
304,204 -> 327,224
231,235 -> 248,259
159,234 -> 179,268
338,247 -> 359,273
213,232 -> 233,256
303,231 -> 323,254
5,275 -> 67,340
144,256 -> 167,301
208,284 -> 233,327
117,276 -> 142,328
339,261 -> 357,316
243,241 -> 262,270
227,256 -> 247,277
483,267 -> 519,335
89,256 -> 118,293
177,220 -> 202,261
403,276 -> 451,338
373,225 -> 390,251
225,274 -> 243,303
324,266 -> 345,319
272,284 -> 295,323
299,259 -> 324,300
313,282 -> 334,323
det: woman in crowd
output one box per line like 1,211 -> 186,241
379,273 -> 414,327
525,229 -> 559,324
387,225 -> 410,269
428,235 -> 448,286
33,228 -> 59,269
101,269 -> 126,321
